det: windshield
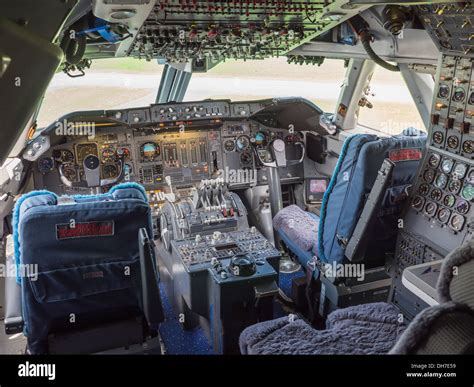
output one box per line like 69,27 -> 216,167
36,59 -> 164,129
36,57 -> 425,136
35,57 -> 348,130
185,57 -> 347,113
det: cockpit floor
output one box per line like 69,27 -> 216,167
0,328 -> 27,355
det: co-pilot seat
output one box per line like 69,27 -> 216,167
273,131 -> 427,316
4,182 -> 164,354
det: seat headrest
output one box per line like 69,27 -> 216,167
437,239 -> 474,309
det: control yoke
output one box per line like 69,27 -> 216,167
58,154 -> 126,189
253,138 -> 305,168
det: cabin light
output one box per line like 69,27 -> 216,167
110,9 -> 136,20
322,12 -> 345,22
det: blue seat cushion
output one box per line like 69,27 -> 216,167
12,182 -> 153,354
273,205 -> 319,261
240,302 -> 406,355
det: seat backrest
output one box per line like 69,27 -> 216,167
391,239 -> 474,354
318,131 -> 427,266
12,182 -> 154,354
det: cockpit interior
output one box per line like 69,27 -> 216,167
0,0 -> 473,376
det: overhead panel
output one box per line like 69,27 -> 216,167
126,0 -> 372,62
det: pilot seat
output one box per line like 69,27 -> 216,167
273,130 -> 427,318
4,182 -> 164,354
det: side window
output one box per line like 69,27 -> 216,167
357,67 -> 427,135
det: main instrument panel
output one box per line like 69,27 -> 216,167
30,99 -> 314,206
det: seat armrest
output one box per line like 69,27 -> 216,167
138,228 -> 164,328
4,238 -> 24,334
345,158 -> 395,262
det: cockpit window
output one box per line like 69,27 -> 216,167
185,58 -> 347,113
357,67 -> 428,135
35,59 -> 164,129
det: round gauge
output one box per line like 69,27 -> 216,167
53,149 -> 74,163
62,164 -> 77,182
437,208 -> 451,224
452,87 -> 466,102
441,158 -> 454,174
430,188 -> 443,201
470,92 -> 474,105
453,163 -> 468,179
448,179 -> 462,194
140,142 -> 159,162
101,147 -> 116,163
443,194 -> 456,208
102,164 -> 118,179
117,147 -> 131,160
447,135 -> 459,149
254,132 -> 267,146
461,183 -> 474,201
423,169 -> 435,183
428,154 -> 441,168
449,214 -> 465,232
38,157 -> 54,174
418,183 -> 430,195
76,143 -> 98,163
424,201 -> 438,217
468,169 -> 474,185
224,139 -> 235,152
412,196 -> 425,211
434,173 -> 448,189
432,131 -> 444,144
240,151 -> 252,165
462,140 -> 474,154
236,135 -> 250,152
438,84 -> 450,99
455,199 -> 470,215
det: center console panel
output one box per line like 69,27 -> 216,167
157,179 -> 281,353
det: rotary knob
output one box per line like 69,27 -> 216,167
228,254 -> 257,277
